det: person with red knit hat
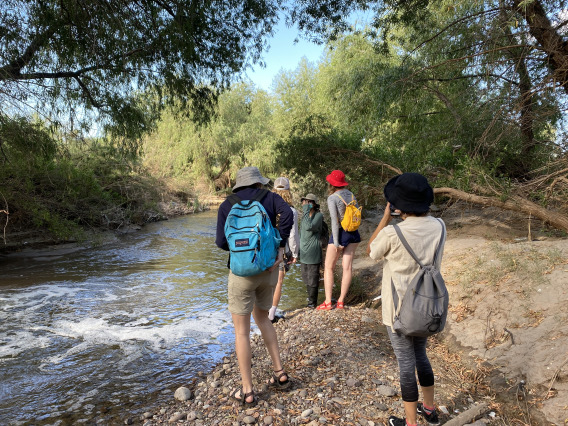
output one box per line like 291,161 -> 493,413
316,170 -> 361,310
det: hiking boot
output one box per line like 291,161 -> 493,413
417,403 -> 440,425
388,416 -> 407,426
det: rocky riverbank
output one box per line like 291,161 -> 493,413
127,306 -> 500,426
124,202 -> 568,426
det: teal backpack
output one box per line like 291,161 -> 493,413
224,189 -> 281,277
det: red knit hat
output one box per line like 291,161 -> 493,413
326,170 -> 348,187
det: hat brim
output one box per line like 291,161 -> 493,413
326,175 -> 348,187
233,176 -> 270,192
301,198 -> 320,207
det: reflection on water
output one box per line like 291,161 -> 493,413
0,211 -> 308,425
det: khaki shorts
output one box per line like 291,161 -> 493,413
228,269 -> 278,315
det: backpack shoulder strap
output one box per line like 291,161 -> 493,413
392,224 -> 425,268
432,218 -> 446,265
336,193 -> 347,206
227,194 -> 242,206
253,188 -> 269,203
391,278 -> 400,312
228,189 -> 268,207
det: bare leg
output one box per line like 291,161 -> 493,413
337,243 -> 359,303
403,401 -> 418,424
421,384 -> 435,408
271,270 -> 285,307
323,244 -> 340,304
231,313 -> 255,403
252,305 -> 287,383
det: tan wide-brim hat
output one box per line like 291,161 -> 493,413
301,193 -> 320,208
232,167 -> 270,192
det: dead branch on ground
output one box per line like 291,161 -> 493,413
434,187 -> 568,233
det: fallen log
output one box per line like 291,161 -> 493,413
443,403 -> 489,426
434,187 -> 568,233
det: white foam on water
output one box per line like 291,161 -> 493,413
0,330 -> 53,359
0,284 -> 84,312
37,310 -> 230,367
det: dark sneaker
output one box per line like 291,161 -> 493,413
388,416 -> 407,426
417,403 -> 440,425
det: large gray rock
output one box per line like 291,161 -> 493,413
174,386 -> 192,401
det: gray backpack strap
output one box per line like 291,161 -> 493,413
432,218 -> 445,265
392,219 -> 446,268
392,224 -> 424,268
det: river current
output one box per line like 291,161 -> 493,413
0,211 -> 308,425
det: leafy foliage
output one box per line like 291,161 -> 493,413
142,82 -> 278,192
0,115 -> 168,243
0,0 -> 279,138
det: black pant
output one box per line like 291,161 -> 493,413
387,326 -> 434,402
301,263 -> 320,307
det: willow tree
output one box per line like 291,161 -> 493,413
142,82 -> 278,191
286,0 -> 568,229
0,0 -> 279,139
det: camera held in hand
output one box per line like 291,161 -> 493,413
390,205 -> 400,216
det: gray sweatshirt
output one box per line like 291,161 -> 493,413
327,189 -> 359,246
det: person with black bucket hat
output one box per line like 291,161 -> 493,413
367,173 -> 446,426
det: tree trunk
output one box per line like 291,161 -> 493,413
500,4 -> 537,177
511,0 -> 568,94
434,187 -> 568,233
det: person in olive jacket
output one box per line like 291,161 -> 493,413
299,193 -> 324,308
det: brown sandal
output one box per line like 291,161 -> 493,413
267,369 -> 291,390
230,387 -> 257,406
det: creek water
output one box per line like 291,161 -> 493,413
0,211 -> 309,425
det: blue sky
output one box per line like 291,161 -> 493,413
244,20 -> 326,91
244,11 -> 374,91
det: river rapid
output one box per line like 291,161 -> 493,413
0,211 -> 308,425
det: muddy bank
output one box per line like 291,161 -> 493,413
0,194 -> 224,254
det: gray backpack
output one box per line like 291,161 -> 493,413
391,219 -> 448,337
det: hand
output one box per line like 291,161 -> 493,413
268,248 -> 284,272
291,257 -> 297,264
384,202 -> 394,222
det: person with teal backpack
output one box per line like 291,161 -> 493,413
215,167 -> 294,407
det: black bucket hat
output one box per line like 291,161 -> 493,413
383,173 -> 434,213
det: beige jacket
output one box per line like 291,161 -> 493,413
369,216 -> 446,327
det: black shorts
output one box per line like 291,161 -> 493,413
301,263 -> 320,288
329,228 -> 361,247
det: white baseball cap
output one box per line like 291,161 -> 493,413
274,177 -> 290,190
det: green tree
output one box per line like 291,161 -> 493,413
142,82 -> 278,191
0,0 -> 279,138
